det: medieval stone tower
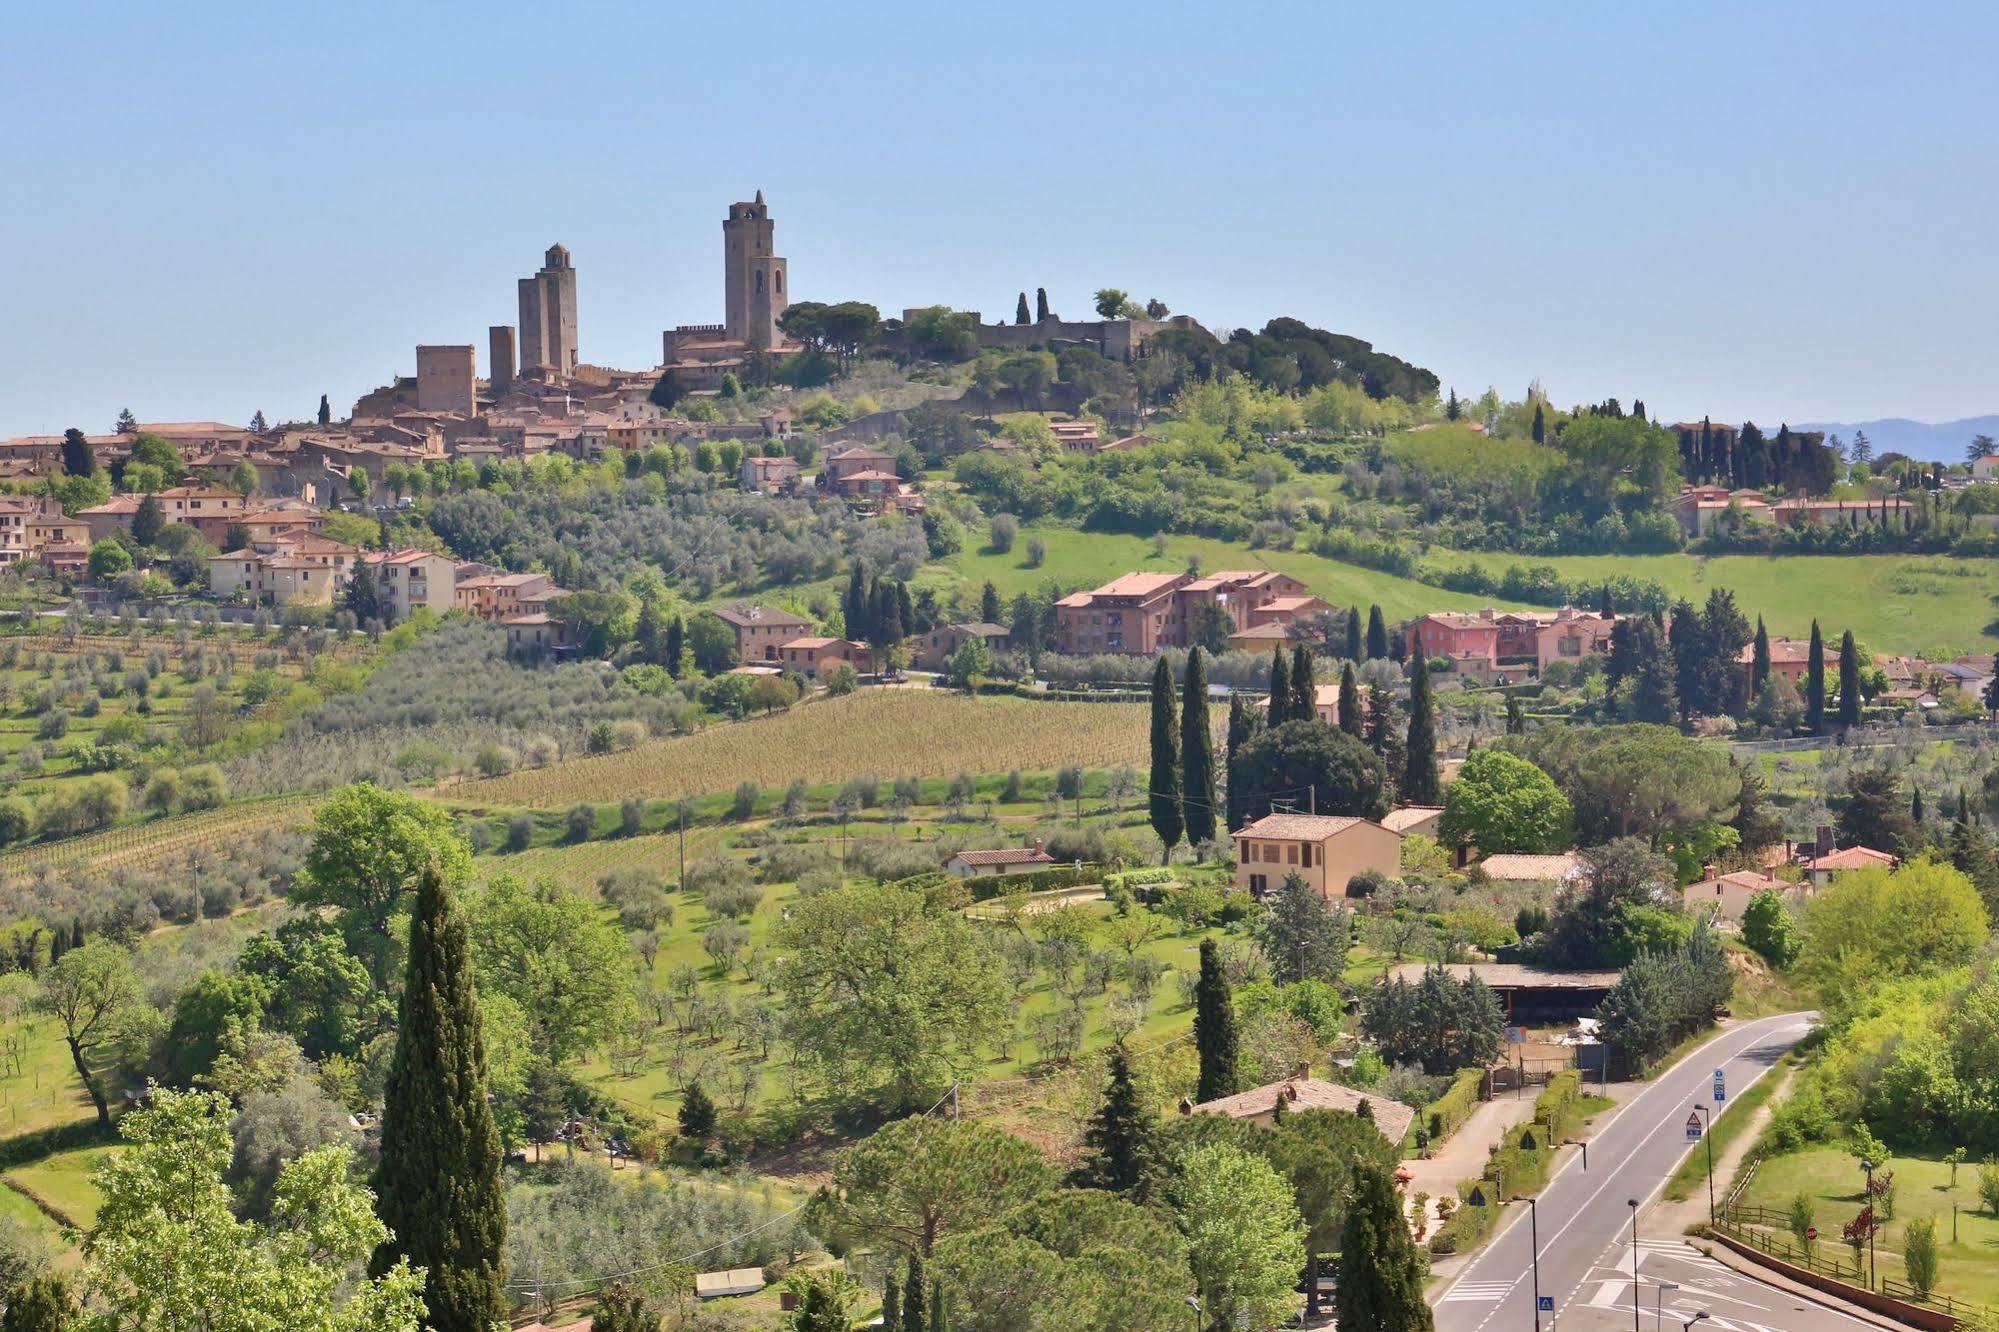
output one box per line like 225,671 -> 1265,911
517,243 -> 579,375
723,192 -> 788,350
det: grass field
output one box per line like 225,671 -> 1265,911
1435,550 -> 1999,658
944,522 -> 1529,620
1741,1146 -> 1999,1308
3,1145 -> 113,1230
447,691 -> 1161,808
0,793 -> 313,874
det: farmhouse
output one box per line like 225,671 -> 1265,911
945,840 -> 1056,878
771,636 -> 873,678
1231,812 -> 1401,900
1475,852 -> 1584,889
1799,844 -> 1897,886
1388,962 -> 1623,1023
1681,869 -> 1800,927
713,604 -> 814,661
1185,1070 -> 1414,1151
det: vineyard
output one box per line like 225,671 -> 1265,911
447,691 -> 1168,807
0,794 -> 314,874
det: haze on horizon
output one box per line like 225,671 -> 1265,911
1,0 -> 1993,437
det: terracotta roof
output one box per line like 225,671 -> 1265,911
1233,813 -> 1371,841
1380,805 -> 1444,834
951,847 -> 1056,867
78,495 -> 145,515
838,469 -> 901,483
778,636 -> 841,650
946,621 -> 1010,637
1094,572 -> 1184,598
1189,1077 -> 1414,1146
1477,852 -> 1584,882
712,604 -> 813,629
1742,636 -> 1839,666
1229,623 -> 1295,642
1804,846 -> 1897,872
1260,594 -> 1329,613
1686,870 -> 1787,892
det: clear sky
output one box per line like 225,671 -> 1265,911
3,1 -> 1994,437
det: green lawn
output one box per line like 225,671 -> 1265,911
1435,550 -> 1999,658
3,1145 -> 114,1231
1665,1055 -> 1791,1203
1740,1146 -> 1999,1308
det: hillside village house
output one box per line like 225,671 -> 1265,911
1476,852 -> 1584,890
1405,607 -> 1615,672
1738,635 -> 1838,686
1226,622 -> 1298,653
1259,683 -> 1341,726
916,621 -> 1011,672
945,841 -> 1056,878
1799,844 -> 1897,887
713,604 -> 814,662
1673,485 -> 1775,537
1053,569 -> 1313,655
739,454 -> 800,494
360,549 -> 457,621
1681,869 -> 1800,928
1380,805 -> 1445,840
1231,813 -> 1402,900
454,571 -> 555,619
1974,454 -> 1999,482
26,504 -> 90,557
1186,1071 -> 1414,1151
771,636 -> 874,679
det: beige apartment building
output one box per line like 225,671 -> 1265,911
1231,812 -> 1402,900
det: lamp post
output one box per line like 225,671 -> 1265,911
1682,1315 -> 1711,1332
1528,1195 -> 1544,1332
1628,1199 -> 1641,1332
1655,1281 -> 1679,1332
1185,1294 -> 1201,1332
1861,1159 -> 1878,1289
1694,1104 -> 1715,1225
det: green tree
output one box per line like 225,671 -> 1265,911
237,917 -> 381,1060
825,1116 -> 1052,1257
1194,938 -> 1239,1103
678,1082 -> 716,1139
1289,645 -> 1316,724
61,428 -> 97,477
1439,749 -> 1571,854
84,1086 -> 425,1332
344,562 -> 383,627
87,539 -> 132,581
1365,605 -> 1389,660
1905,1217 -> 1939,1298
162,968 -> 271,1087
0,1274 -> 76,1332
1072,1044 -> 1165,1200
230,458 -> 261,496
1223,696 -> 1260,832
1335,1158 -> 1434,1332
370,866 -> 507,1332
778,884 -> 1006,1108
1838,629 -> 1862,728
1149,656 -> 1184,863
1740,889 -> 1799,967
932,1191 -> 1189,1332
1751,616 -> 1772,696
1171,1142 -> 1306,1332
787,1274 -> 855,1332
295,784 -> 472,992
1797,858 -> 1988,997
1035,288 -> 1049,322
1805,620 -> 1827,733
1093,288 -> 1130,320
1624,615 -> 1679,725
38,939 -> 144,1128
1013,293 -> 1030,325
1258,872 -> 1347,984
468,875 -> 636,1068
1345,610 -> 1364,665
592,1282 -> 656,1332
1230,720 -> 1389,824
1267,648 -> 1292,727
1403,660 -> 1440,804
1337,662 -> 1363,739
129,492 -> 165,546
1182,649 -> 1217,852
899,1254 -> 924,1332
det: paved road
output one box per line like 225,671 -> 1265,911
1432,1013 -> 1871,1332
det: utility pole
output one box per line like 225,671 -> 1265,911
1529,1195 -> 1543,1332
1628,1199 -> 1641,1332
1695,1104 -> 1715,1225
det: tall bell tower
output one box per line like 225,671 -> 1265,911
723,191 -> 788,350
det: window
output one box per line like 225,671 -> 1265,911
1285,844 -> 1298,865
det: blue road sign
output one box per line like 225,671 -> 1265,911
1686,1110 -> 1704,1140
1538,1296 -> 1555,1312
1713,1068 -> 1727,1102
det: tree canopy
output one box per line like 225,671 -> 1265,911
1439,749 -> 1571,854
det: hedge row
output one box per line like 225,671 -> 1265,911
1424,1067 -> 1487,1144
966,863 -> 1103,901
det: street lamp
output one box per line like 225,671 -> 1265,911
1861,1159 -> 1878,1288
1694,1104 -> 1716,1225
1655,1281 -> 1679,1332
1627,1199 -> 1641,1332
1185,1294 -> 1201,1332
1528,1195 -> 1544,1332
1681,1315 -> 1711,1332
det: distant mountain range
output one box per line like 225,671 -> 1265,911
1794,415 -> 1999,462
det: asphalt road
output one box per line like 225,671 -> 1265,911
1431,1013 -> 1872,1332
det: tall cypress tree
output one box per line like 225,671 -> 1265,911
1193,937 -> 1239,1103
1337,1159 -> 1435,1332
317,393 -> 332,426
1267,648 -> 1291,727
1365,604 -> 1389,660
930,1284 -> 948,1332
1148,656 -> 1183,864
1627,615 -> 1680,726
980,580 -> 1002,624
1345,609 -> 1364,663
1805,620 -> 1827,733
1667,598 -> 1701,724
1337,662 -> 1364,739
1751,616 -> 1772,696
1838,630 -> 1862,729
1531,402 -> 1546,444
1072,1043 -> 1164,1199
370,865 -> 506,1332
881,1273 -> 901,1332
665,614 -> 685,677
843,564 -> 869,642
1014,292 -> 1030,325
1181,648 -> 1218,853
1223,695 -> 1257,832
901,1254 -> 926,1332
1289,644 -> 1316,722
1035,288 -> 1050,322
1402,660 -> 1440,805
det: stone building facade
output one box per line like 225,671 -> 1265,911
518,244 -> 580,375
414,345 -> 476,414
723,192 -> 787,350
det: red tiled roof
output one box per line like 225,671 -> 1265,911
1190,1077 -> 1414,1146
1233,813 -> 1369,841
951,847 -> 1055,867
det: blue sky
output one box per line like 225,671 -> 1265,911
2,1 -> 1994,436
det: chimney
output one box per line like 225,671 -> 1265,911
1816,825 -> 1835,859
1031,837 -> 1044,854
1291,1061 -> 1311,1081
1479,607 -> 1496,621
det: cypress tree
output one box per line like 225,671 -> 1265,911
1181,648 -> 1218,853
1014,292 -> 1030,325
1838,630 -> 1862,729
1072,1044 -> 1164,1199
1223,695 -> 1254,832
1667,599 -> 1701,725
318,393 -> 332,426
1598,583 -> 1614,617
130,493 -> 165,547
1035,288 -> 1050,322
843,564 -> 869,641
1337,662 -> 1364,739
1267,648 -> 1291,727
980,580 -> 1002,624
1627,615 -> 1680,726
370,865 -> 507,1332
678,1082 -> 716,1138
1403,660 -> 1440,805
930,1284 -> 948,1332
1345,608 -> 1364,664
881,1273 -> 900,1332
901,1254 -> 926,1332
1290,644 -> 1316,722
634,597 -> 664,665
1505,695 -> 1526,736
1193,937 -> 1239,1103
665,615 -> 685,678
1336,1159 -> 1435,1332
1805,620 -> 1827,734
1751,616 -> 1772,696
1531,402 -> 1546,444
1365,604 -> 1389,660
0,1274 -> 77,1332
1912,786 -> 1925,824
60,428 -> 96,477
1148,656 -> 1183,863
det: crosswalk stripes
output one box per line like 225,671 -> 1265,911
1440,1281 -> 1516,1303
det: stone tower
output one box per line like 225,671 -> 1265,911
488,325 -> 516,394
415,344 -> 476,415
517,244 -> 579,375
723,192 -> 788,350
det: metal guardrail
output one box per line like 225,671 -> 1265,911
1716,1208 -> 1999,1325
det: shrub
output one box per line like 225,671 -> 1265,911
35,711 -> 68,741
988,514 -> 1019,553
474,744 -> 518,778
566,804 -> 597,842
0,798 -> 32,845
506,812 -> 536,852
1904,1216 -> 1938,1298
823,663 -> 858,696
731,781 -> 759,820
620,798 -> 645,837
703,879 -> 765,920
1980,1158 -> 1999,1217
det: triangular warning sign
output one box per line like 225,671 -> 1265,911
1686,1111 -> 1703,1131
